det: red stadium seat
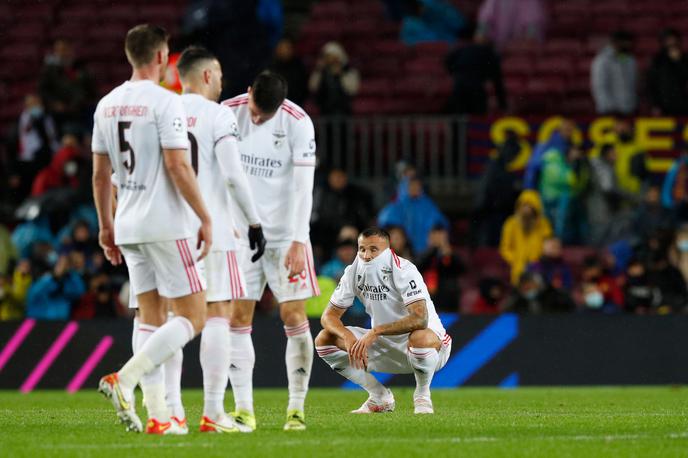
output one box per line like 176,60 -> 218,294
59,5 -> 96,23
533,57 -> 574,78
590,1 -> 629,17
412,42 -> 450,58
501,56 -> 533,76
352,97 -> 387,115
404,57 -> 445,76
357,79 -> 392,97
543,39 -> 583,57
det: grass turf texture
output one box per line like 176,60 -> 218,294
0,387 -> 687,457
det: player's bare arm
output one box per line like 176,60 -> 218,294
320,304 -> 360,366
92,153 -> 122,265
285,161 -> 315,277
349,301 -> 429,369
163,148 -> 213,260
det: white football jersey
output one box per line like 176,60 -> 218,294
222,94 -> 316,248
330,249 -> 446,338
92,80 -> 194,245
182,93 -> 242,251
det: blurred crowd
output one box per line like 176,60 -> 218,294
3,0 -> 688,322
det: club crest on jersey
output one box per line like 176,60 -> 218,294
273,131 -> 286,148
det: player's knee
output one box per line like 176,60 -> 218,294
230,302 -> 254,326
314,329 -> 335,347
280,301 -> 307,326
408,329 -> 440,349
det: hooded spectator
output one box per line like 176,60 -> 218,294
500,190 -> 552,285
524,119 -> 576,190
591,30 -> 638,115
26,254 -> 85,320
308,42 -> 360,115
378,177 -> 449,253
647,28 -> 688,116
320,238 -> 357,282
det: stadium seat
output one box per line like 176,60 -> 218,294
501,56 -> 533,77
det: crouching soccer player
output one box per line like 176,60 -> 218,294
315,227 -> 452,414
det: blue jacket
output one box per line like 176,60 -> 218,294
378,192 -> 449,253
661,156 -> 688,208
26,271 -> 85,320
524,131 -> 569,190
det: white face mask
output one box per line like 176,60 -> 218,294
677,240 -> 688,252
585,291 -> 604,309
64,161 -> 78,177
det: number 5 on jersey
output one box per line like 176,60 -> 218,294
118,121 -> 135,174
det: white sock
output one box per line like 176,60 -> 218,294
118,316 -> 195,395
201,317 -> 230,419
284,321 -> 313,412
136,324 -> 167,420
163,313 -> 185,420
407,347 -> 440,399
164,348 -> 184,419
316,346 -> 388,399
228,325 -> 255,414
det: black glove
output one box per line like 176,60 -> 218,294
248,225 -> 266,262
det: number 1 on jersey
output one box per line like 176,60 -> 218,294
118,121 -> 135,174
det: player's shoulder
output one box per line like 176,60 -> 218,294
222,93 -> 249,111
280,99 -> 309,122
391,250 -> 417,272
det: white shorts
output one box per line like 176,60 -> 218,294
120,238 -> 206,300
205,250 -> 246,302
346,326 -> 453,374
237,241 -> 320,303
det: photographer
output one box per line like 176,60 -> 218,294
26,253 -> 85,320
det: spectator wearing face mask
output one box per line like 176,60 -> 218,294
31,134 -> 82,196
647,244 -> 688,314
499,190 -> 552,284
670,225 -> 688,285
503,271 -> 575,314
16,94 -> 60,199
623,258 -> 657,314
580,255 -> 624,314
471,277 -> 506,314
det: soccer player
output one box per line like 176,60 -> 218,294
222,71 -> 318,431
175,46 -> 266,433
315,227 -> 453,414
93,24 -> 212,434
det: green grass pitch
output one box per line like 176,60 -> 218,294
0,387 -> 687,457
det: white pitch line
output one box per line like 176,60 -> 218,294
41,432 -> 688,449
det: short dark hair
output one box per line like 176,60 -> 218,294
125,24 -> 169,68
360,227 -> 390,241
177,46 -> 217,79
251,70 -> 288,113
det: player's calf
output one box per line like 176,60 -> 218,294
407,329 -> 442,415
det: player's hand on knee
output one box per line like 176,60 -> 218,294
285,241 -> 306,277
248,225 -> 266,262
